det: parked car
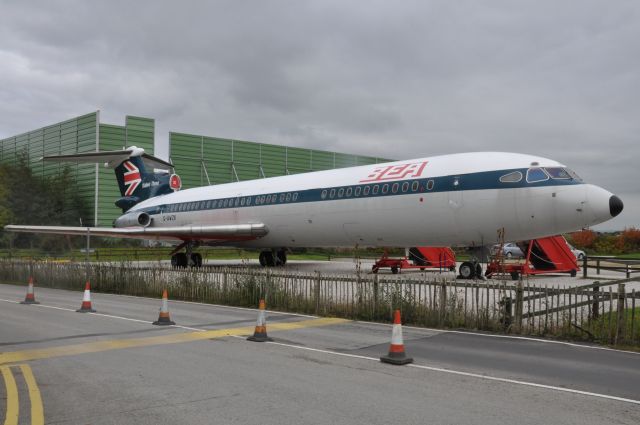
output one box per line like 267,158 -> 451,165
492,242 -> 524,259
565,242 -> 585,260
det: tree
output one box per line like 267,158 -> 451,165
0,157 -> 89,251
568,229 -> 597,249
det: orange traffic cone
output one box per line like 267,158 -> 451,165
380,310 -> 413,365
20,276 -> 40,305
247,299 -> 273,342
76,281 -> 96,313
153,289 -> 175,326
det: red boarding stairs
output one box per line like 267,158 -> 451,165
485,235 -> 579,280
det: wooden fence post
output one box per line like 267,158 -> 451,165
592,284 -> 600,319
314,271 -> 321,314
583,255 -> 588,278
616,283 -> 626,345
373,274 -> 379,318
439,281 -> 447,325
514,280 -> 524,333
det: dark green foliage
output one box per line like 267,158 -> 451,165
0,155 -> 89,251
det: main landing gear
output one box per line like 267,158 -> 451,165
259,249 -> 287,267
170,242 -> 203,268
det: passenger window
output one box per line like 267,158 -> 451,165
346,187 -> 353,197
321,190 -> 328,199
391,183 -> 399,194
427,180 -> 434,190
526,168 -> 549,183
279,194 -> 285,202
354,186 -> 362,196
240,197 -> 246,206
500,171 -> 523,183
372,185 -> 379,195
329,189 -> 336,198
382,184 -> 389,194
401,182 -> 409,193
544,167 -> 571,180
411,181 -> 419,192
338,188 -> 344,198
292,193 -> 298,201
363,186 -> 370,196
234,198 -> 240,207
286,193 -> 291,202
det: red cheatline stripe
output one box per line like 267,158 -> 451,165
389,344 -> 405,353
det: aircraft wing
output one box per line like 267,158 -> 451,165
4,223 -> 268,242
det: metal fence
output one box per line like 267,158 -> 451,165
1,260 -> 638,347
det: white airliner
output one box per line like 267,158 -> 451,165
4,147 -> 623,277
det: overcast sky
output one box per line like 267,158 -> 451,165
0,1 -> 638,230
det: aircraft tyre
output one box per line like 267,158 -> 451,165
259,251 -> 275,267
459,262 -> 476,279
191,253 -> 203,268
276,250 -> 287,266
391,266 -> 399,274
511,272 -> 520,280
171,253 -> 188,268
570,269 -> 577,277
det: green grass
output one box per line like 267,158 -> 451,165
587,307 -> 640,346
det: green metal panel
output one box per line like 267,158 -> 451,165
0,112 -> 99,225
169,131 -> 392,189
97,124 -> 126,226
202,137 -> 232,161
125,116 -> 154,152
310,150 -> 334,170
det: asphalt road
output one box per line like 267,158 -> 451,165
1,283 -> 639,425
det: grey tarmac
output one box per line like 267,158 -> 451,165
0,283 -> 638,425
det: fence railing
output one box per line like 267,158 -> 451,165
582,255 -> 640,278
1,260 -> 638,347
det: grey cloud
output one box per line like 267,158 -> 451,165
0,0 -> 638,229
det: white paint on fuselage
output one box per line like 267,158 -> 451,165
126,152 -> 616,248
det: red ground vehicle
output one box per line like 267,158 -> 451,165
485,236 -> 579,280
372,247 -> 456,274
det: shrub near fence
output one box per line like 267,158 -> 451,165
1,260 -> 638,347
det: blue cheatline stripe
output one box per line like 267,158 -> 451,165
135,167 -> 582,217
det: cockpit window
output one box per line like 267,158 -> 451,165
499,171 -> 523,183
565,168 -> 583,182
545,167 -> 571,180
526,168 -> 549,183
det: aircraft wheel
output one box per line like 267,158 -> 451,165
259,251 -> 267,267
191,253 -> 203,268
276,250 -> 287,266
391,266 -> 399,274
172,253 -> 188,268
510,272 -> 520,280
262,251 -> 275,267
506,252 -> 513,259
459,262 -> 475,279
570,269 -> 577,277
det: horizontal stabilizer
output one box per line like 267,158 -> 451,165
4,223 -> 268,242
42,146 -> 173,170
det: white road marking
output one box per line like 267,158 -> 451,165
232,336 -> 640,406
0,298 -> 204,332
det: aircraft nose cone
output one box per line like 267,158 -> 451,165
609,195 -> 624,217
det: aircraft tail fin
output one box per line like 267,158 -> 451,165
43,146 -> 181,212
